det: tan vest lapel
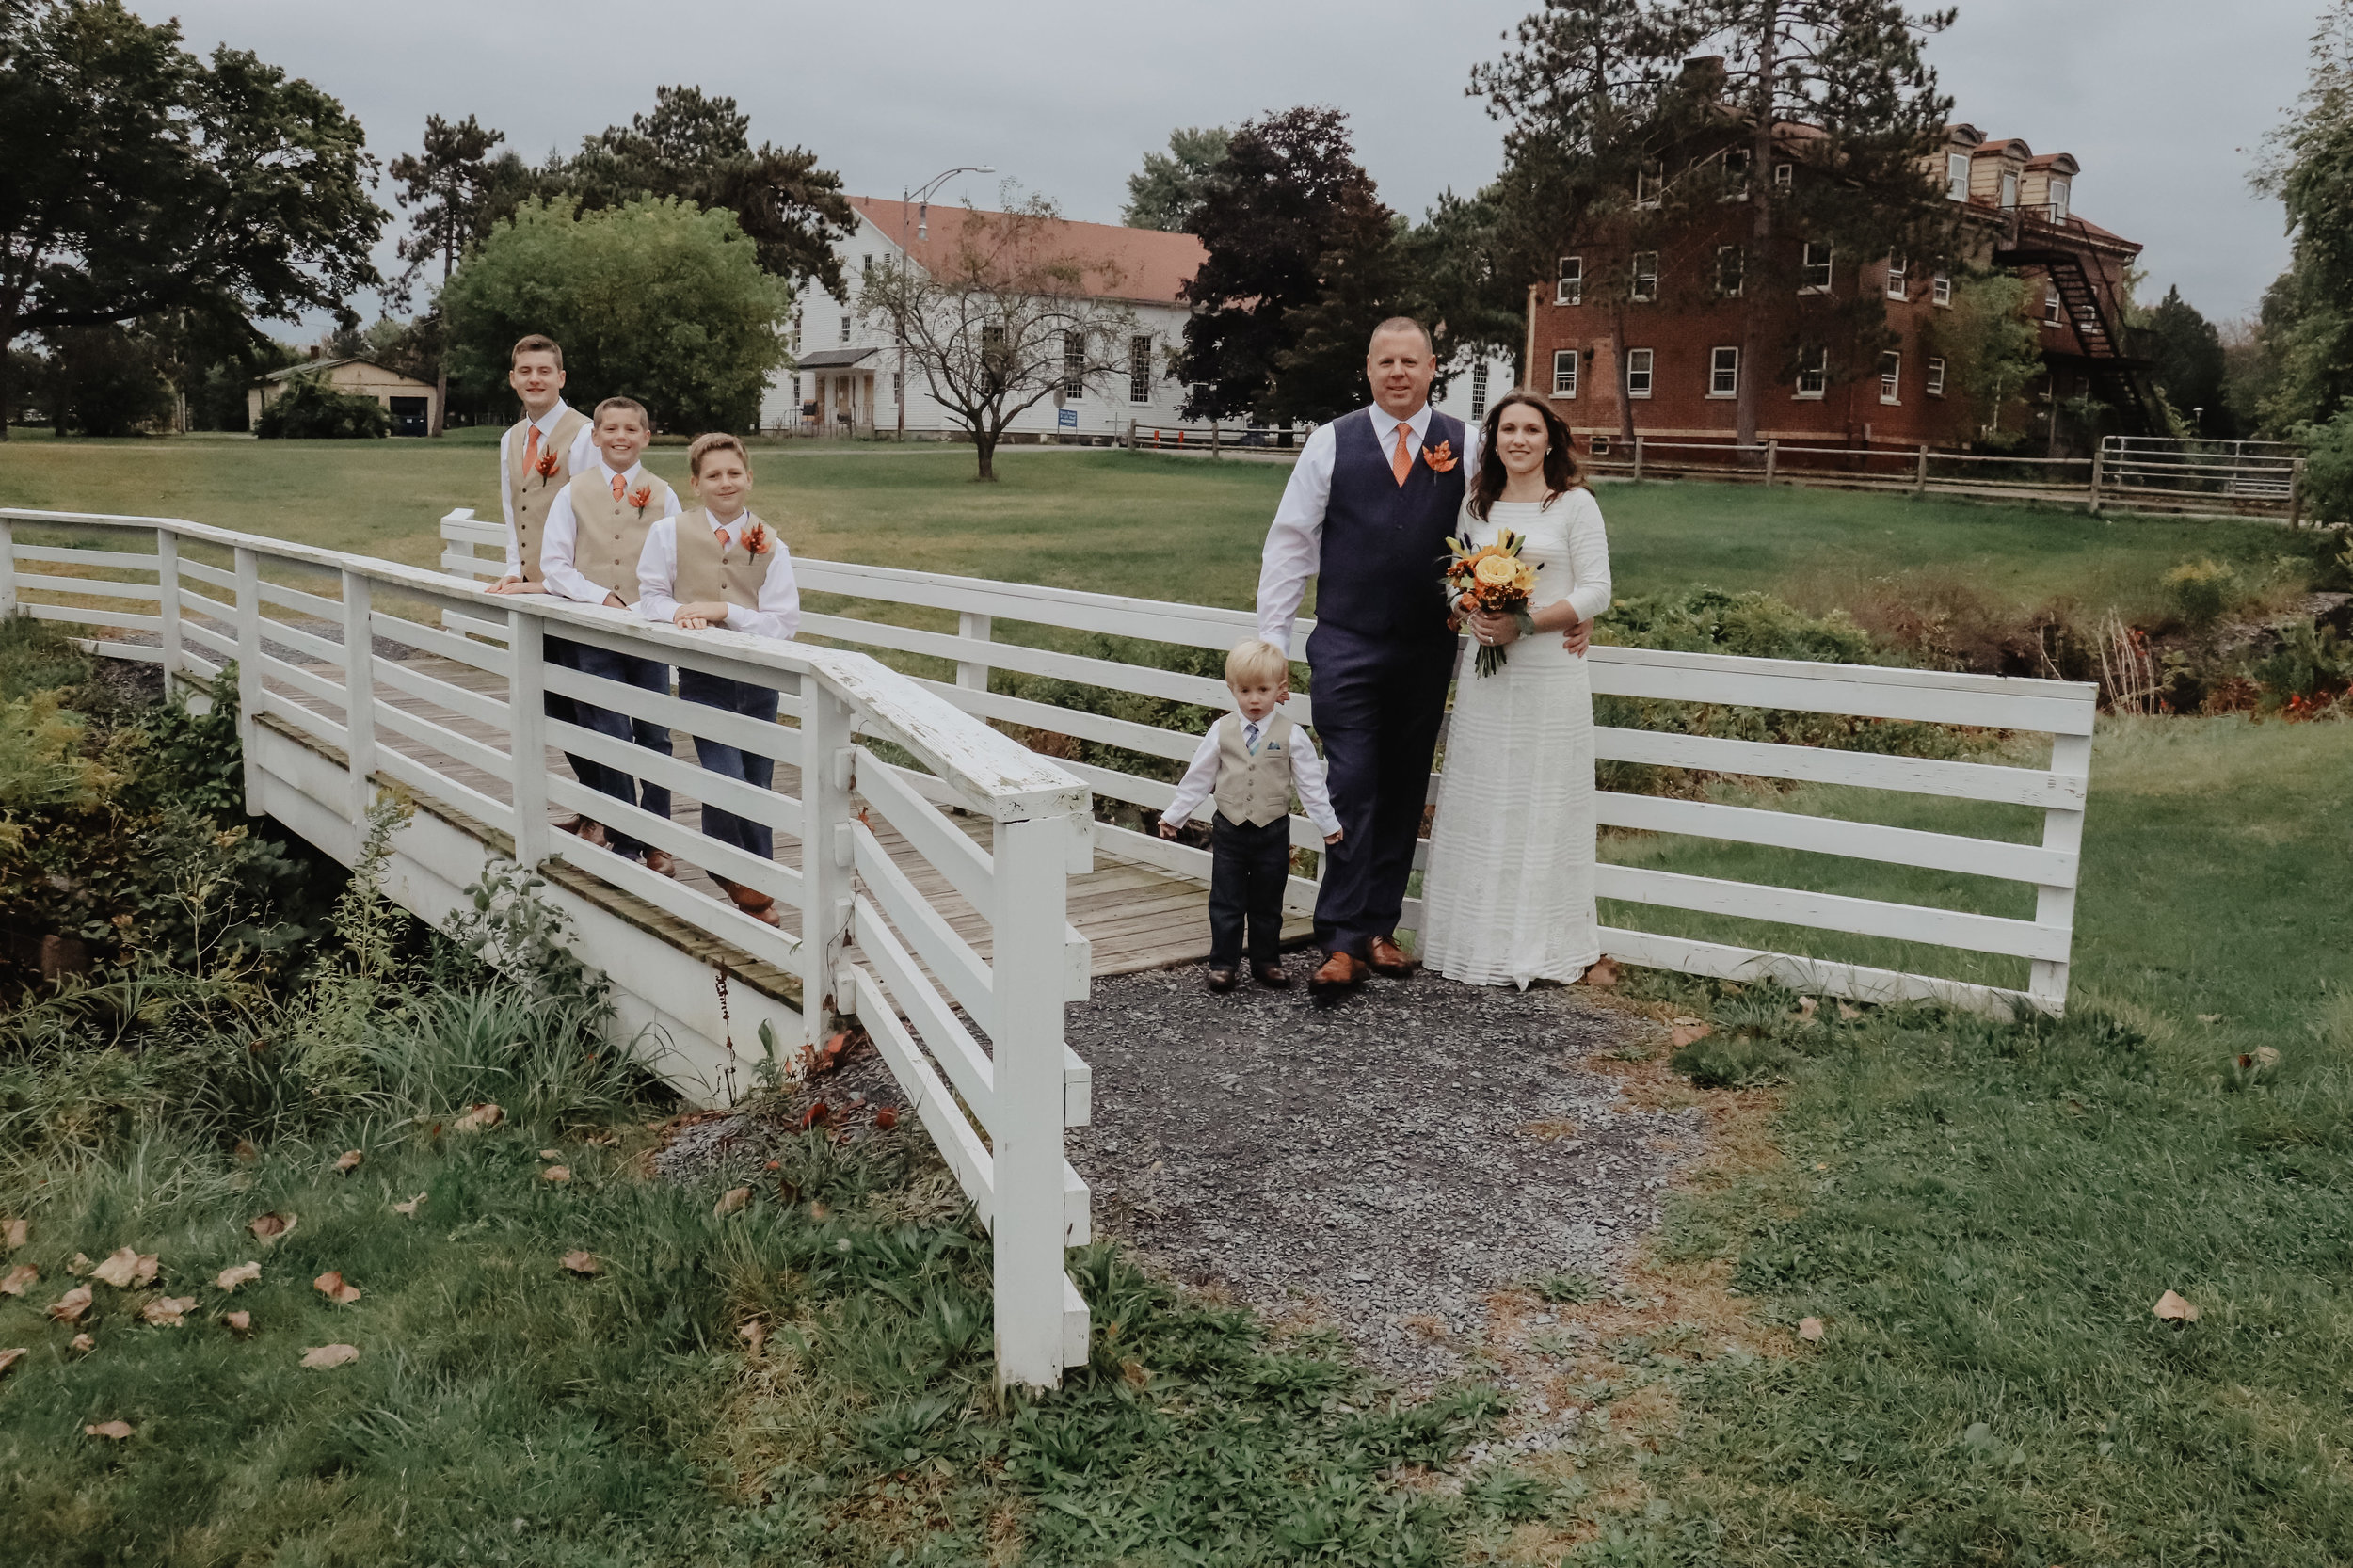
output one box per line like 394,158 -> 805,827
673,508 -> 782,612
565,468 -> 674,604
506,407 -> 592,583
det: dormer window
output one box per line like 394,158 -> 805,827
1945,152 -> 1970,200
2048,176 -> 2071,220
2000,170 -> 2019,209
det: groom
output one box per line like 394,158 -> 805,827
1256,317 -> 1477,998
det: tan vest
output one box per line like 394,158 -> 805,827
1212,712 -> 1297,828
673,508 -> 790,613
564,468 -> 676,605
505,407 -> 591,583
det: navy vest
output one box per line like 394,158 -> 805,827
1315,407 -> 1468,641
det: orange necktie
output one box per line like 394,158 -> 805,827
610,473 -> 627,503
520,424 -> 540,475
1391,424 -> 1413,487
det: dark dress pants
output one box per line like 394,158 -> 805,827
1208,813 -> 1291,969
678,668 -> 780,862
1305,621 -> 1456,958
553,637 -> 672,857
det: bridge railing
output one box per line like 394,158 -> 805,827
1,507 -> 1095,1390
443,508 -> 2098,1019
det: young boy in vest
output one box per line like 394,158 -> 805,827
538,396 -> 681,872
1158,639 -> 1342,991
484,334 -> 595,594
636,433 -> 799,927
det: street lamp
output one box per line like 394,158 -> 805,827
897,165 -> 996,440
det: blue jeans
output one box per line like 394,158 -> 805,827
678,668 -> 781,863
550,635 -> 671,857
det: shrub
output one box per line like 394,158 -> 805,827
2298,407 -> 2353,526
2249,617 -> 2353,712
2162,558 -> 2238,629
254,375 -> 391,439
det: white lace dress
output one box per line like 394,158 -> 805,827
1417,489 -> 1613,989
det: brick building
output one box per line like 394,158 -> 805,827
1521,121 -> 2154,457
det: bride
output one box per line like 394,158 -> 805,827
1417,390 -> 1612,989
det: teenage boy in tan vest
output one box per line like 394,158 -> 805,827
1159,639 -> 1343,991
538,396 -> 681,872
484,334 -> 595,593
636,433 -> 799,927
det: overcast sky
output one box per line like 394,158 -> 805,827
140,0 -> 2319,330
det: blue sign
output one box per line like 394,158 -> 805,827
1057,408 -> 1079,428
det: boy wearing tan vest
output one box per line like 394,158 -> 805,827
636,433 -> 799,927
1159,639 -> 1342,991
538,396 -> 681,872
485,334 -> 595,593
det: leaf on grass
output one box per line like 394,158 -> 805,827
714,1186 -> 751,1217
333,1150 -> 362,1175
233,1139 -> 259,1163
221,1309 -> 252,1336
90,1248 -> 159,1289
0,1346 -> 23,1375
799,1101 -> 830,1130
216,1262 -> 261,1293
69,1333 -> 93,1354
807,1030 -> 853,1078
738,1320 -> 767,1356
541,1165 -> 571,1184
248,1211 -> 297,1243
560,1250 -> 600,1276
313,1271 -> 361,1306
141,1296 -> 196,1328
872,1108 -> 898,1131
2249,1047 -> 2281,1068
3,1217 -> 25,1251
85,1420 -> 134,1440
1580,957 -> 1621,990
1,1264 -> 36,1297
454,1102 -> 504,1132
299,1343 -> 359,1370
2197,1013 -> 2223,1024
2153,1289 -> 2200,1322
1670,1023 -> 1712,1048
1838,1002 -> 1863,1021
538,1148 -> 561,1160
583,1128 -> 619,1147
392,1192 -> 425,1216
1795,996 -> 1820,1020
1797,1317 -> 1825,1342
67,1253 -> 92,1275
47,1287 -> 92,1323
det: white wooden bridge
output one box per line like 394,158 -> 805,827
1,504 -> 2097,1389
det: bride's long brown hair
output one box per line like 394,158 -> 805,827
1466,390 -> 1582,521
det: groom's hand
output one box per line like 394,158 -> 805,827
1561,616 -> 1593,656
1157,819 -> 1181,840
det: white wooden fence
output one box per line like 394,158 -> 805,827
1,507 -> 1095,1391
442,511 -> 2098,1018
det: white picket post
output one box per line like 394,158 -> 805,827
1765,439 -> 1778,485
2026,729 -> 2093,1013
340,568 -> 376,825
801,683 -> 855,1046
991,809 -> 1079,1390
155,529 -> 182,697
233,546 -> 263,815
0,516 -> 14,616
506,606 -> 550,869
956,611 -> 992,691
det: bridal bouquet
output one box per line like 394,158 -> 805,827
1445,531 -> 1541,677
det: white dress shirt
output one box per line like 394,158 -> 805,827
636,511 -> 802,641
497,400 -> 598,575
1254,401 -> 1485,653
538,460 -> 681,606
1160,713 -> 1342,838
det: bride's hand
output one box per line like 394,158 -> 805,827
1468,610 -> 1520,648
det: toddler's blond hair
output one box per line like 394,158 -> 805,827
1225,638 -> 1289,688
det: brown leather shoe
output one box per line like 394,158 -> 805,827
1368,936 -> 1417,977
712,876 -> 781,926
1205,968 -> 1239,993
1252,961 -> 1290,988
640,849 -> 677,878
1309,951 -> 1368,995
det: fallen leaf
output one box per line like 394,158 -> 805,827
299,1343 -> 360,1370
807,1031 -> 853,1077
541,1165 -> 571,1184
1838,1002 -> 1863,1021
67,1253 -> 91,1275
0,1347 -> 23,1376
215,1262 -> 261,1293
1795,996 -> 1820,1020
714,1186 -> 751,1217
454,1102 -> 504,1132
584,1128 -> 618,1147
46,1286 -> 92,1323
141,1296 -> 196,1327
68,1333 -> 93,1354
1670,1023 -> 1712,1048
312,1271 -> 361,1306
85,1420 -> 134,1440
1,1264 -> 36,1296
738,1320 -> 767,1356
799,1101 -> 829,1129
248,1211 -> 297,1243
90,1248 -> 159,1289
872,1108 -> 898,1131
2252,1046 -> 2281,1068
3,1218 -> 24,1250
560,1250 -> 600,1276
392,1192 -> 425,1216
807,1200 -> 829,1221
1798,1317 -> 1825,1342
2196,1013 -> 2223,1024
233,1139 -> 259,1163
222,1310 -> 251,1336
333,1150 -> 362,1175
1580,956 -> 1621,989
538,1148 -> 561,1160
2153,1289 -> 2200,1323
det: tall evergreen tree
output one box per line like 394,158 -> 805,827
2145,284 -> 2230,436
389,114 -> 504,434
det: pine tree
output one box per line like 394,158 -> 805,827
389,115 -> 504,435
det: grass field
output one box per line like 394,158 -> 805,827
0,431 -> 2306,623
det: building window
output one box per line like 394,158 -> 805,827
1946,152 -> 1970,200
1721,148 -> 1751,197
1625,348 -> 1654,399
1552,348 -> 1579,397
1886,255 -> 1908,299
1128,335 -> 1152,403
2000,170 -> 2019,208
1932,271 -> 1952,307
1796,348 -> 1828,399
1773,161 -> 1794,189
1926,357 -> 1946,397
1800,242 -> 1833,294
1880,351 -> 1901,404
1708,346 -> 1738,398
1592,435 -> 1610,456
1556,255 -> 1583,305
2048,176 -> 2071,220
892,370 -> 904,405
839,309 -> 850,344
1062,331 -> 1084,399
2044,286 -> 2063,326
861,252 -> 874,280
1635,167 -> 1662,209
1716,245 -> 1744,297
1630,251 -> 1658,301
1470,361 -> 1490,422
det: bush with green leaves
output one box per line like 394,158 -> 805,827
253,374 -> 391,439
2161,557 -> 2238,629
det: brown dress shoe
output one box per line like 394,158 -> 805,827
640,849 -> 677,878
1309,951 -> 1368,994
713,876 -> 781,926
1206,968 -> 1239,993
1252,961 -> 1290,988
1368,936 -> 1417,977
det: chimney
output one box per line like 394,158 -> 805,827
1679,55 -> 1727,97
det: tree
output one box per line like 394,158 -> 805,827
860,195 -> 1137,481
0,1 -> 386,439
2145,285 -> 2230,436
1122,126 -> 1230,232
254,374 -> 391,439
1922,272 -> 2042,442
2253,2 -> 2353,432
388,114 -> 505,435
42,326 -> 171,436
440,197 -> 792,435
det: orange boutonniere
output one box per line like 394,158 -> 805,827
1423,439 -> 1458,473
627,484 -> 653,516
740,521 -> 771,556
531,450 -> 561,484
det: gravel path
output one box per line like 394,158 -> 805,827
1065,967 -> 1700,1384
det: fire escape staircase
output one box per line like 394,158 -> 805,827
1996,216 -> 2166,437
